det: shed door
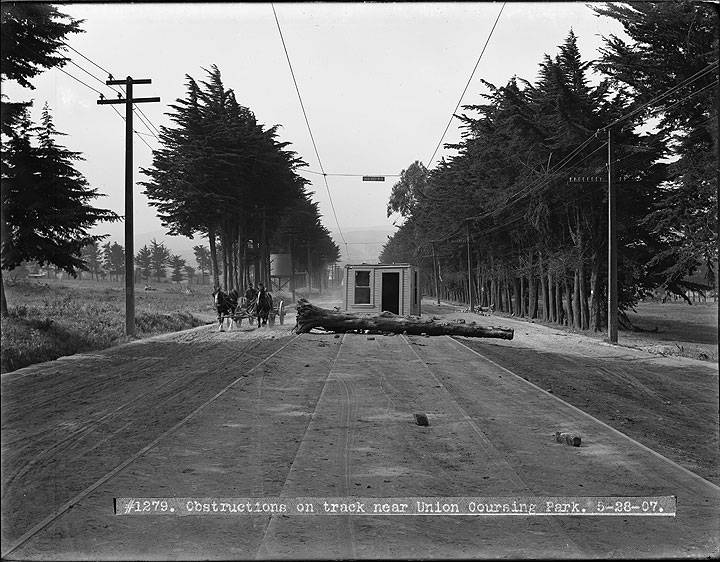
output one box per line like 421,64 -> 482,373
381,272 -> 400,314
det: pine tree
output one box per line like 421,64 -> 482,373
136,245 -> 153,283
1,106 -> 119,313
184,265 -> 196,285
193,244 -> 211,284
169,254 -> 186,284
102,242 -> 125,282
149,239 -> 170,282
81,241 -> 102,280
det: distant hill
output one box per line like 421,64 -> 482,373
99,225 -> 399,268
328,225 -> 397,265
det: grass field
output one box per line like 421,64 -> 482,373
1,279 -> 217,374
623,300 -> 718,361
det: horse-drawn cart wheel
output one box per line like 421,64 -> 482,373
278,301 -> 285,325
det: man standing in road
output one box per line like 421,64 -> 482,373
244,283 -> 258,309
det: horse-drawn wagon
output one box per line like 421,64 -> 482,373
213,288 -> 286,331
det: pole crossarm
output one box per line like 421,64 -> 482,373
97,97 -> 161,105
107,78 -> 152,85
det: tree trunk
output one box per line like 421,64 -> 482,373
547,271 -> 555,322
555,276 -> 563,325
539,253 -> 548,321
209,227 -> 220,289
564,275 -> 573,328
222,230 -> 230,291
294,299 -> 514,339
573,270 -> 581,329
579,261 -> 589,330
590,249 -> 601,331
0,269 -> 8,317
528,250 -> 537,319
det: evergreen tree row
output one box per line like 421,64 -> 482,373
381,7 -> 717,330
141,65 -> 340,293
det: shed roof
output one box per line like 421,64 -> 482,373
344,263 -> 415,268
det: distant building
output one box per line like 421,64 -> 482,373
343,263 -> 421,316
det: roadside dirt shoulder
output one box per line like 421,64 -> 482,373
420,303 -> 718,485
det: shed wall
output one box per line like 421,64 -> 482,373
343,264 -> 420,316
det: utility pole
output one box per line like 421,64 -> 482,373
466,220 -> 474,311
607,126 -> 618,344
98,77 -> 159,336
431,242 -> 440,305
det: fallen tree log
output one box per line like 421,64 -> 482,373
293,299 -> 514,339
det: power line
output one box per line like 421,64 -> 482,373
426,138 -> 608,246
70,56 -> 160,141
299,169 -> 401,178
601,60 -> 718,131
425,2 -> 506,169
60,41 -> 164,140
271,3 -> 350,258
61,41 -> 113,77
108,105 -> 155,151
54,65 -> 104,96
132,106 -> 160,141
55,65 -> 154,150
135,106 -> 162,137
15,40 -> 159,150
425,65 -> 719,246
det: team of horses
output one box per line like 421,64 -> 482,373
212,287 -> 274,332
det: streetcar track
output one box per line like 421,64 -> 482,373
448,336 -> 720,493
332,373 -> 358,559
1,335 -> 300,560
400,334 -> 586,557
371,337 -> 460,484
2,339 -> 266,498
254,333 -> 346,560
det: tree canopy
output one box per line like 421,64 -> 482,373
141,65 -> 338,292
0,3 -> 83,134
381,27 -> 689,330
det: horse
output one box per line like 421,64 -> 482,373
255,290 -> 273,328
212,288 -> 239,332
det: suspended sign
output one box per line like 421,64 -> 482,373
362,176 -> 385,182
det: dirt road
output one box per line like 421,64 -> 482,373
1,307 -> 718,559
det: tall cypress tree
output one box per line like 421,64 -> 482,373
593,1 -> 718,294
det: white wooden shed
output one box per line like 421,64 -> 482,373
343,263 -> 421,316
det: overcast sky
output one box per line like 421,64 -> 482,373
6,2 -> 628,252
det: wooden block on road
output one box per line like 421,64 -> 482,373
555,431 -> 581,447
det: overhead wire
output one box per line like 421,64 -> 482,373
298,169 -> 402,178
600,59 -> 718,131
420,61 -> 718,248
54,66 -> 155,151
15,40 -> 159,150
54,65 -> 104,96
425,2 -> 506,169
422,138 -> 609,247
107,105 -> 155,151
271,3 -> 350,259
59,41 -> 163,141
